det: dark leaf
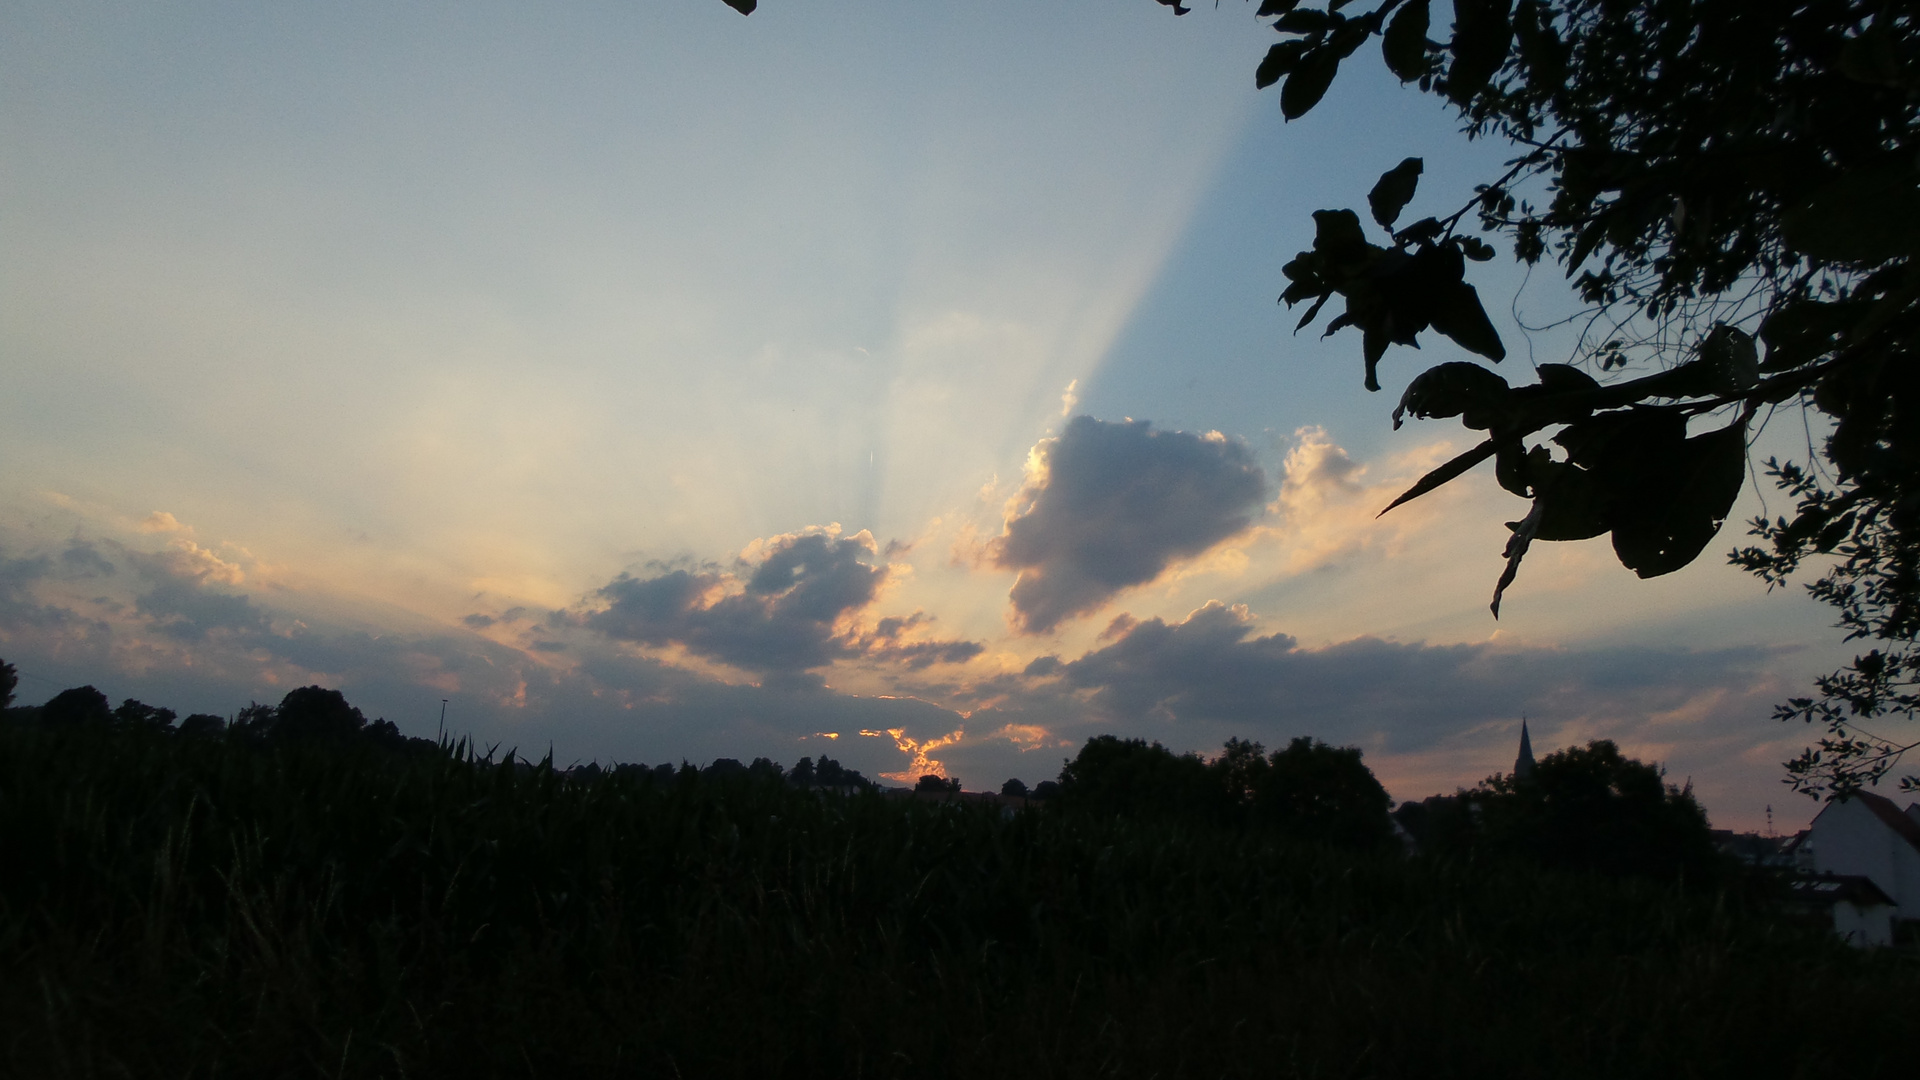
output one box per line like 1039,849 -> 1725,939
1490,500 -> 1540,618
719,0 -> 756,12
1781,166 -> 1920,264
1512,0 -> 1566,85
1565,217 -> 1607,275
1446,0 -> 1513,105
1378,438 -> 1498,516
1274,9 -> 1336,35
1392,361 -> 1510,430
1257,0 -> 1303,15
1458,236 -> 1496,261
1294,291 -> 1333,331
1256,41 -> 1310,89
1368,158 -> 1424,229
1426,283 -> 1506,361
1530,462 -> 1610,541
1607,420 -> 1749,578
1394,216 -> 1444,246
1554,408 -> 1685,474
1759,300 -> 1854,372
1814,512 -> 1857,554
1383,0 -> 1432,82
1531,363 -> 1599,395
1310,208 -> 1369,258
1281,48 -> 1342,120
1362,323 -> 1390,390
1494,440 -> 1535,497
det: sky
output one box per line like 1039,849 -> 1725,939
0,0 -> 1875,830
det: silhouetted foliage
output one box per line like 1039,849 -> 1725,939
42,685 -> 112,726
1057,735 -> 1229,823
113,699 -> 176,730
1479,740 -> 1719,880
916,773 -> 962,794
1246,736 -> 1395,848
1001,777 -> 1030,798
0,658 -> 15,710
1411,740 -> 1721,882
1392,794 -> 1478,853
268,685 -> 368,742
1056,733 -> 1393,845
787,754 -> 873,790
1220,0 -> 1920,794
1029,779 -> 1060,801
176,713 -> 226,738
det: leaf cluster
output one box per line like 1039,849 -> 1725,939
1236,0 -> 1920,791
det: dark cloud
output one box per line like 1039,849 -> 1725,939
60,539 -> 117,578
135,578 -> 271,640
586,529 -> 981,677
0,549 -> 95,631
462,613 -> 495,629
0,552 -> 54,596
995,416 -> 1267,633
1040,601 -> 1787,756
860,613 -> 985,670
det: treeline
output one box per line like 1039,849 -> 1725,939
1048,732 -> 1721,884
3,662 -> 1723,885
1,661 -> 1915,1076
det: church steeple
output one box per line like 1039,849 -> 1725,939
1514,719 -> 1536,780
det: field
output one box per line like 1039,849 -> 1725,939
2,721 -> 1914,1078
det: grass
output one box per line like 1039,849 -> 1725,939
1,720 -> 1913,1078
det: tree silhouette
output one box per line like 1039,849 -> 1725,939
1472,740 -> 1719,882
0,658 -> 16,710
269,686 -> 368,742
1249,736 -> 1394,848
42,686 -> 112,726
1057,735 -> 1227,823
112,699 -> 177,730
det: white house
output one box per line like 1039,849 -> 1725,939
1790,791 -> 1920,943
1789,875 -> 1898,948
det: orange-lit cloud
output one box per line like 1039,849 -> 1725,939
871,725 -> 966,783
138,511 -> 191,535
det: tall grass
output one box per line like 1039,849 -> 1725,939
1,721 -> 1912,1078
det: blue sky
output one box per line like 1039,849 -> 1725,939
0,1 -> 1859,828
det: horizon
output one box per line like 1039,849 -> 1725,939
0,0 -> 1872,831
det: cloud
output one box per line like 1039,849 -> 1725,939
134,577 -> 271,641
1042,601 -> 1792,759
992,416 -> 1267,633
128,538 -> 246,587
585,526 -> 981,679
858,612 -> 986,669
138,511 -> 191,535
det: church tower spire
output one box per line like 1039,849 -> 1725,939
1514,718 -> 1536,780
